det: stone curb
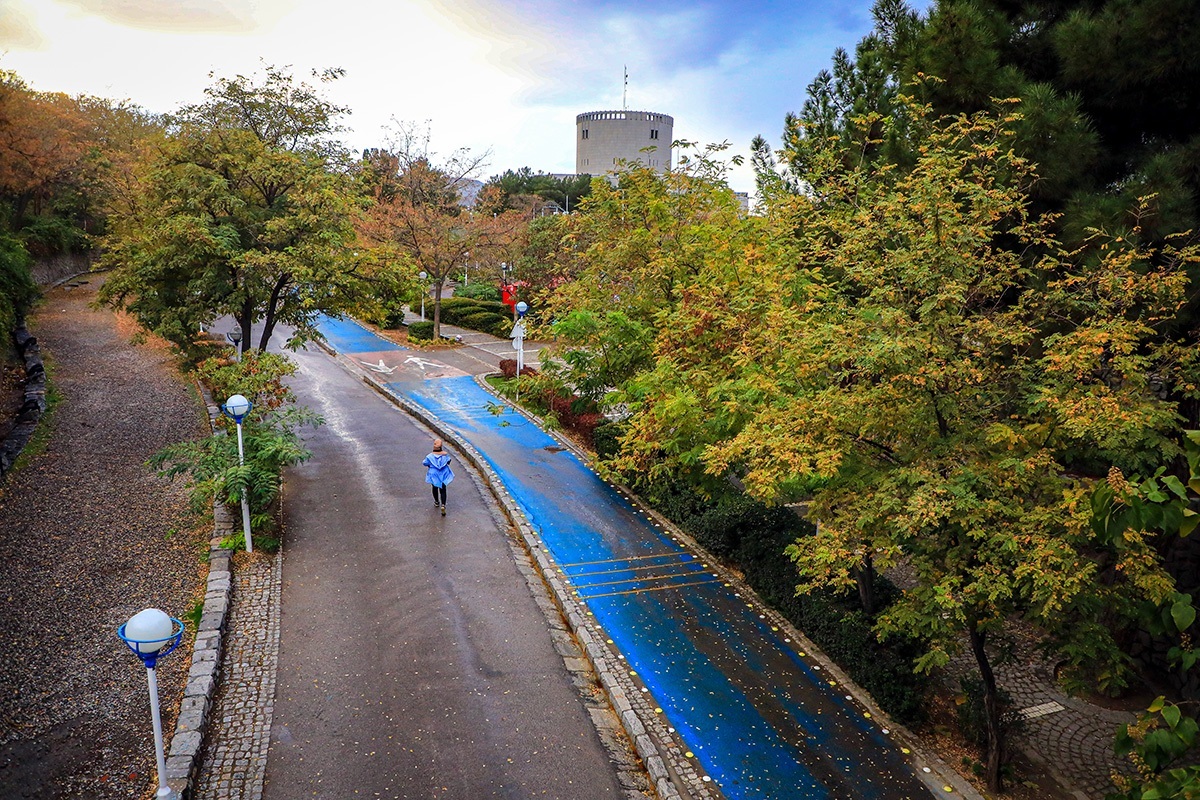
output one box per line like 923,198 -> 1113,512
2,270 -> 99,479
163,382 -> 237,799
319,337 -> 708,798
0,323 -> 48,478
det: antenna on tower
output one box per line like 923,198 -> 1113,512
623,66 -> 628,110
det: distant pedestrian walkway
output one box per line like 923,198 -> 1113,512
320,315 -> 955,800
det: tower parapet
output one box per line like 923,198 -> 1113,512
576,110 -> 674,175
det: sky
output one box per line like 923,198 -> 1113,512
0,0 -> 923,193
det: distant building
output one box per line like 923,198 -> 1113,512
576,110 -> 674,175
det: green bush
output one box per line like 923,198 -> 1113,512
593,420 -> 626,461
1,234 -> 38,332
957,676 -> 1021,751
489,318 -> 515,337
454,282 -> 502,302
382,304 -> 408,329
197,351 -> 299,411
150,405 -> 321,549
19,213 -> 89,258
458,311 -> 510,335
408,320 -> 434,340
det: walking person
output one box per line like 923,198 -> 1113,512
423,439 -> 454,516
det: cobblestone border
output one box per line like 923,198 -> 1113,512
344,364 -> 691,800
161,387 -> 238,798
0,324 -> 48,478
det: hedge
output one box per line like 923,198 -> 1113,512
454,283 -> 502,302
457,311 -> 513,338
408,320 -> 434,340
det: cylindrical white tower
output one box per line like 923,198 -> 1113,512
576,110 -> 674,175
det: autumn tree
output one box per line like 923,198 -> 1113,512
357,127 -> 526,339
0,70 -> 102,254
536,143 -> 751,434
613,104 -> 1198,792
98,66 -> 360,355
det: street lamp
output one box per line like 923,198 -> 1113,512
418,271 -> 428,321
221,394 -> 254,553
226,323 -> 243,363
512,302 -> 529,403
118,608 -> 185,800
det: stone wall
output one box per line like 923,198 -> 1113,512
0,325 -> 46,478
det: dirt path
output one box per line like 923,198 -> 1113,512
0,277 -> 209,799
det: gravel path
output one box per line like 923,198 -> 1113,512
0,277 -> 209,799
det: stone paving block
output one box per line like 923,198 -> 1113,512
621,709 -> 645,738
170,730 -> 203,760
176,709 -> 204,733
180,695 -> 209,716
165,756 -> 193,781
189,659 -> 217,680
185,673 -> 215,700
199,611 -> 225,631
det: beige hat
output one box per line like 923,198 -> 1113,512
432,439 -> 443,451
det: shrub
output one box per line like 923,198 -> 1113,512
472,299 -> 510,315
593,420 -> 626,460
957,676 -> 1021,751
458,311 -> 510,334
382,304 -> 408,329
489,318 -> 516,337
499,358 -> 538,379
1,234 -> 38,332
151,405 -> 321,547
408,320 -> 434,340
454,282 -> 502,302
197,351 -> 299,411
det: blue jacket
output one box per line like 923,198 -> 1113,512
423,452 -> 454,487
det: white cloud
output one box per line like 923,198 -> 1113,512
1,0 -> 895,192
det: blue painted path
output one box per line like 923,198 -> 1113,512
318,316 -> 937,800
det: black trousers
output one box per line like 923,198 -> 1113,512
431,484 -> 447,506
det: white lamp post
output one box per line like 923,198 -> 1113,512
118,608 -> 185,800
226,323 -> 243,363
418,271 -> 428,321
512,302 -> 529,403
221,393 -> 254,553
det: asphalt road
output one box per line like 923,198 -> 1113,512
260,338 -> 627,800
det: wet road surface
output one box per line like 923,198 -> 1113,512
261,335 -> 628,800
316,316 -> 940,800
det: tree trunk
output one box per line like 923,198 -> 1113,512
968,622 -> 1004,793
257,275 -> 289,352
237,301 -> 254,361
432,281 -> 444,339
854,552 -> 876,616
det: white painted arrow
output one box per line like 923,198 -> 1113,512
358,358 -> 397,374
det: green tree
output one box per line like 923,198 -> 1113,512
484,167 -> 591,214
98,66 -> 361,354
1,233 -> 38,331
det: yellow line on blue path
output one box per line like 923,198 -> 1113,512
567,561 -> 707,578
557,552 -> 693,568
578,577 -> 721,600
